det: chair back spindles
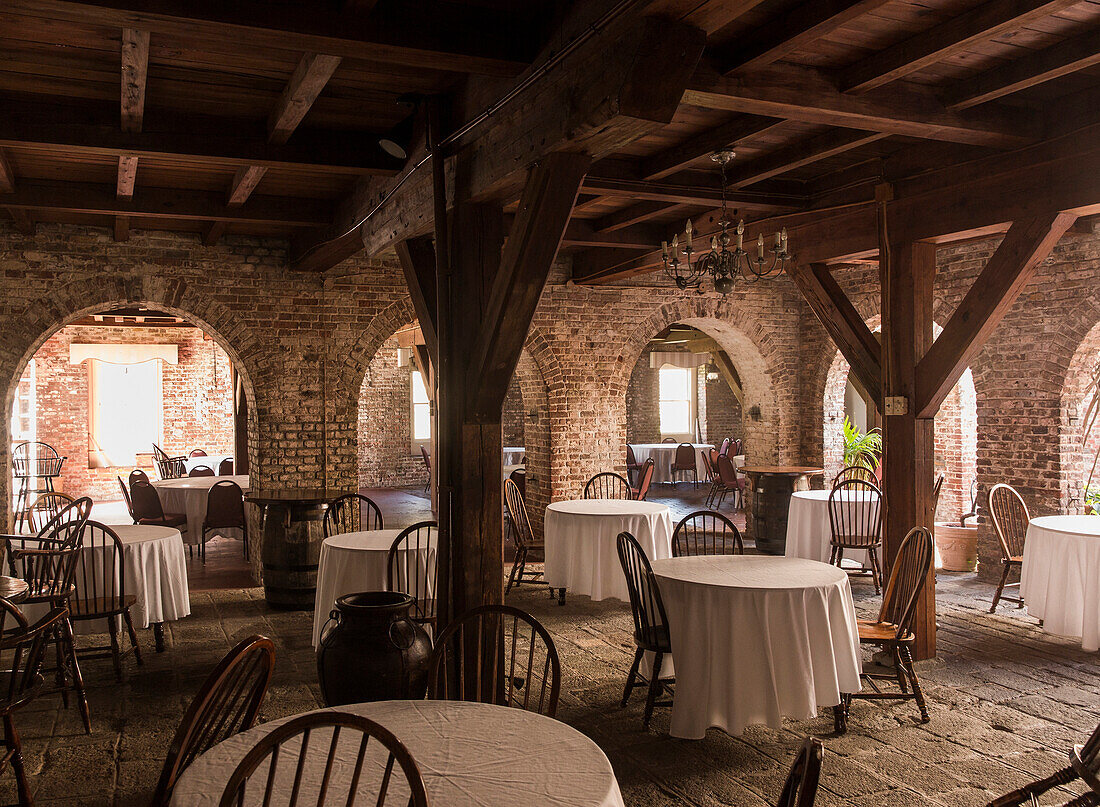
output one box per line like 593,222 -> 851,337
217,712 -> 429,807
989,483 -> 1029,559
0,601 -> 68,710
504,479 -> 534,551
428,604 -> 560,717
777,737 -> 825,807
69,521 -> 126,619
28,491 -> 75,533
833,465 -> 878,486
616,532 -> 670,650
387,521 -> 437,628
150,635 -> 275,806
672,510 -> 744,557
6,496 -> 92,600
583,472 -> 632,500
323,494 -> 384,538
878,527 -> 934,639
828,479 -> 883,550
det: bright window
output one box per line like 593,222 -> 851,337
659,365 -> 695,438
89,359 -> 162,467
411,370 -> 431,446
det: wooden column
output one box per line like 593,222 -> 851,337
880,236 -> 937,659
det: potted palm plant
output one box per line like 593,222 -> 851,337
842,416 -> 881,472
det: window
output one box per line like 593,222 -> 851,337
411,370 -> 431,447
659,365 -> 695,438
89,359 -> 162,467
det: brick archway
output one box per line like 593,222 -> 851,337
1059,303 -> 1100,513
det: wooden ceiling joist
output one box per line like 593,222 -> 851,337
590,201 -> 680,234
0,149 -> 14,193
640,115 -> 785,181
580,173 -> 806,209
119,28 -> 149,134
724,129 -> 889,189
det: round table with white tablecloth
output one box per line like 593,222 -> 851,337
1021,515 -> 1100,651
651,555 -> 861,739
170,699 -> 625,807
785,489 -> 881,566
629,443 -> 713,484
311,527 -> 437,648
182,454 -> 232,475
152,474 -> 249,543
544,499 -> 673,602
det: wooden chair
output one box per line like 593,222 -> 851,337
661,436 -> 677,443
152,444 -> 186,480
701,450 -> 720,507
203,480 -> 248,563
12,441 -> 65,533
989,718 -> 1100,806
626,445 -> 641,485
188,449 -> 207,457
187,465 -> 215,477
428,604 -> 560,717
419,444 -> 431,492
828,479 -> 885,594
584,471 -> 632,500
719,437 -> 731,456
505,477 -> 543,594
833,465 -> 878,486
616,531 -> 673,729
672,510 -> 744,557
129,480 -> 188,535
27,492 -> 74,534
150,635 -> 275,807
387,521 -> 437,630
988,482 -> 1029,613
217,712 -> 428,807
127,468 -> 150,489
507,466 -> 526,499
0,601 -> 69,807
323,493 -> 384,538
932,474 -> 945,519
670,443 -> 698,488
715,454 -> 748,510
69,521 -> 143,680
632,458 -> 656,501
777,737 -> 825,807
835,526 -> 934,733
117,476 -> 138,524
217,457 -> 234,475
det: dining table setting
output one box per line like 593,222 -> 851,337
1021,514 -> 1100,651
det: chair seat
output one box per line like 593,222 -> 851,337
1005,555 -> 1023,565
635,624 -> 671,653
139,513 -> 187,529
857,619 -> 912,644
70,594 -> 138,619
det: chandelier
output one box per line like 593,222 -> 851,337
661,150 -> 794,294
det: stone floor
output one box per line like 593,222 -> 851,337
9,486 -> 1100,806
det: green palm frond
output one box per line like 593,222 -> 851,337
842,416 -> 882,471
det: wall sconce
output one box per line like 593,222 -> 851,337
749,405 -> 762,421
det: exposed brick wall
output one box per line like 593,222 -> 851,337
502,378 -> 525,448
357,334 -> 427,488
704,374 -> 742,446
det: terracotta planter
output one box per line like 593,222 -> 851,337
935,522 -> 979,572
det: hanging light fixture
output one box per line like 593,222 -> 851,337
661,150 -> 794,294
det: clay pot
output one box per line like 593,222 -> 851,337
317,591 -> 432,706
935,522 -> 979,572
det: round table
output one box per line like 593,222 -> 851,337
182,454 -> 233,475
1021,515 -> 1100,651
650,555 -> 861,739
312,528 -> 438,648
152,474 -> 250,543
170,700 -> 625,807
628,443 -> 713,484
0,576 -> 28,603
741,466 -> 824,554
785,489 -> 881,565
544,499 -> 673,603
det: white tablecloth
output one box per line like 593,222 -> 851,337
170,700 -> 625,807
629,443 -> 713,484
544,499 -> 673,601
503,446 -> 526,465
312,528 -> 437,648
1022,515 -> 1100,651
785,489 -> 881,565
651,555 -> 861,739
182,454 -> 233,474
152,475 -> 249,543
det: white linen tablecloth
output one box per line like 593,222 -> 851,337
651,555 -> 861,739
544,499 -> 673,601
152,475 -> 249,543
182,454 -> 233,475
170,700 -> 625,807
785,489 -> 880,565
312,528 -> 437,648
1021,515 -> 1100,651
629,443 -> 713,484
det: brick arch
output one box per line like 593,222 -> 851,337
1058,297 -> 1100,513
511,348 -> 552,538
0,276 -> 263,527
335,296 -> 419,400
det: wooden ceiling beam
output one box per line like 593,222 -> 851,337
726,129 -> 889,189
591,201 -> 681,233
684,62 -> 1039,148
395,235 -> 438,361
0,149 -> 34,235
6,0 -> 534,78
119,28 -> 149,133
560,220 -> 667,250
838,0 -> 1080,93
640,115 -> 785,181
941,25 -> 1100,110
581,172 -> 806,209
0,150 -> 14,194
267,53 -> 342,146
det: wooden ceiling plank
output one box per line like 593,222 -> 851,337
113,214 -> 129,241
115,153 -> 138,197
941,25 -> 1100,109
640,114 -> 785,180
561,220 -> 666,249
592,200 -> 680,233
580,173 -> 806,208
202,220 -> 226,246
267,53 -> 342,145
726,129 -> 889,188
0,149 -> 15,193
838,0 -> 1081,93
226,165 -> 267,206
119,27 -> 149,133
7,209 -> 36,236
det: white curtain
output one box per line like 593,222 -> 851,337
649,351 -> 711,369
69,343 -> 178,365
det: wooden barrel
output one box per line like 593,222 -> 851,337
259,501 -> 328,610
748,473 -> 811,555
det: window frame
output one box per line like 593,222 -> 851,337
88,358 -> 163,469
658,364 -> 697,441
410,368 -> 432,453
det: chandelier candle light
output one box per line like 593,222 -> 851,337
661,150 -> 794,294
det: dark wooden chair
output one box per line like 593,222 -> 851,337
27,492 -> 74,534
217,457 -> 234,475
505,477 -> 543,594
988,482 -> 1029,613
323,493 -> 384,538
117,476 -> 138,524
701,450 -> 720,507
203,480 -> 248,563
715,454 -> 748,510
626,444 -> 641,485
12,441 -> 65,534
833,465 -> 878,486
632,458 -> 656,501
217,712 -> 428,807
584,471 -> 632,500
508,466 -> 526,499
188,449 -> 207,457
616,531 -> 673,729
835,526 -> 934,733
428,604 -> 560,717
419,444 -> 431,492
661,436 -> 677,443
387,521 -> 438,630
152,444 -> 186,480
777,737 -> 825,807
932,473 -> 945,519
127,468 -> 150,489
69,521 -> 143,680
989,718 -> 1100,806
0,601 -> 69,807
129,480 -> 188,535
187,465 -> 215,477
670,442 -> 698,488
150,635 -> 275,807
828,478 -> 885,594
672,510 -> 744,557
